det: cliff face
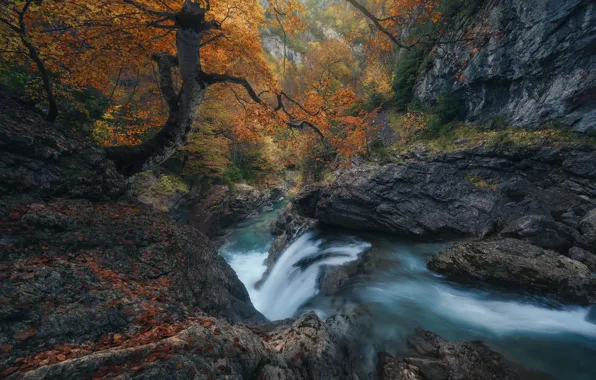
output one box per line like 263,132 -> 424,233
414,0 -> 596,133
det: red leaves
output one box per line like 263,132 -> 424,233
56,354 -> 66,361
14,328 -> 37,341
1,366 -> 19,376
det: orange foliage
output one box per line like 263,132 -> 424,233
347,0 -> 442,59
1,0 -> 379,166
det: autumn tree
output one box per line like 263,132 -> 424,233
1,0 -> 380,177
0,0 -> 58,121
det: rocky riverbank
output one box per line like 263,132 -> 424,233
287,137 -> 596,306
0,94 -> 351,379
132,170 -> 286,239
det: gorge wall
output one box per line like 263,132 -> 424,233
414,0 -> 596,133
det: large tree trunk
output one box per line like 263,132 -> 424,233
106,3 -> 211,176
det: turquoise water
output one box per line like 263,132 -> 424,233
219,208 -> 596,380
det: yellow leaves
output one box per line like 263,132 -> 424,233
267,0 -> 306,36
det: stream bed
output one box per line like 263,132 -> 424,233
219,205 -> 596,380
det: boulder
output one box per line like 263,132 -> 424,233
579,209 -> 596,247
378,330 -> 551,380
500,214 -> 579,253
428,238 -> 595,304
568,246 -> 596,271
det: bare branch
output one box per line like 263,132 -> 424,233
345,0 -> 409,49
123,0 -> 176,19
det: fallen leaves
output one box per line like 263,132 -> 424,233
14,328 -> 37,341
1,343 -> 13,353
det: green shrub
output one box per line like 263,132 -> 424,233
225,164 -> 244,182
392,47 -> 428,108
416,95 -> 464,141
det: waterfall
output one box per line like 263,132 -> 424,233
228,231 -> 370,321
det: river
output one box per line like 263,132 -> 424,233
219,204 -> 596,379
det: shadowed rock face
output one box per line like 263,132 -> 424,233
377,329 -> 552,380
294,143 -> 595,246
414,0 -> 596,133
428,238 -> 596,304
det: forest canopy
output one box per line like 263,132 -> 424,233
0,0 -> 462,182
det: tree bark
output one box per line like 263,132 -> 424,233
106,2 -> 213,176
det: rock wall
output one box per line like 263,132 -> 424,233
295,141 -> 595,243
414,0 -> 596,133
132,171 -> 285,238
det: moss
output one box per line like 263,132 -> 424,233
154,174 -> 189,196
380,111 -> 596,160
464,174 -> 498,189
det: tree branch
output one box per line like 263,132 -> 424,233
151,53 -> 179,111
201,72 -> 326,140
123,0 -> 176,19
345,0 -> 409,49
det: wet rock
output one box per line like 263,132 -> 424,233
256,204 -> 318,288
403,357 -> 448,380
379,329 -> 549,380
579,208 -> 596,247
377,352 -> 422,380
568,246 -> 596,271
428,238 -> 595,304
500,214 -> 579,253
294,143 -> 595,240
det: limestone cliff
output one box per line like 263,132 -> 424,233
414,0 -> 596,133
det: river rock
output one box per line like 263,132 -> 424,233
579,208 -> 596,247
378,329 -> 550,380
294,143 -> 595,241
428,238 -> 596,304
568,246 -> 596,271
500,214 -> 579,252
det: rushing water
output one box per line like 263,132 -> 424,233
219,205 -> 596,380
